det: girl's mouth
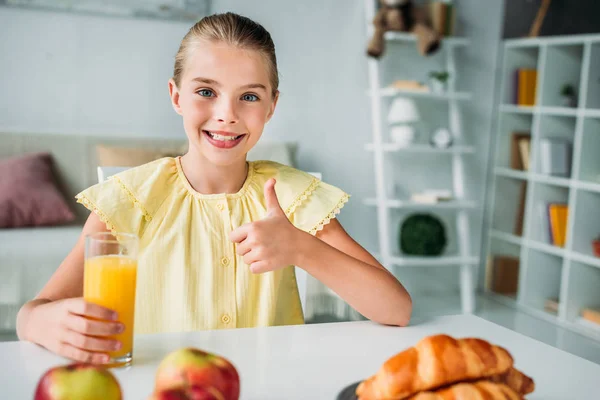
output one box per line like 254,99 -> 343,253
202,130 -> 246,149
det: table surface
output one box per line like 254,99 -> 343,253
1,314 -> 598,399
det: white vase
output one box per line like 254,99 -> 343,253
429,79 -> 447,94
390,125 -> 415,148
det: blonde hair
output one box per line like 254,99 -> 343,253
173,12 -> 279,97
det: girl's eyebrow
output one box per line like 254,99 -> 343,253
191,77 -> 266,91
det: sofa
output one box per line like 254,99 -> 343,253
0,132 -> 307,334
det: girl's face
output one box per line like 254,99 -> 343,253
169,40 -> 278,166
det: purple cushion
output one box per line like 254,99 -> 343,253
0,152 -> 75,228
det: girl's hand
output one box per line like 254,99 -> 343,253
229,178 -> 305,273
30,298 -> 124,364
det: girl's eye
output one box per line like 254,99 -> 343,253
242,93 -> 259,102
197,89 -> 214,97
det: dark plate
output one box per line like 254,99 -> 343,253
336,381 -> 362,400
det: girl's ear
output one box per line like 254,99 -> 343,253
168,78 -> 183,115
266,90 -> 279,122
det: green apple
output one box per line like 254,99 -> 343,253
34,363 -> 122,400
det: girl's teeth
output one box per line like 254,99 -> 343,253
208,132 -> 241,141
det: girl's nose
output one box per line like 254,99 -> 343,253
214,98 -> 238,124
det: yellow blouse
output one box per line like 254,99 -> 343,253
76,157 -> 349,334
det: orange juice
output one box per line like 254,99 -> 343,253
84,255 -> 137,366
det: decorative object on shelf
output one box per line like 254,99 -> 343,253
399,213 -> 447,256
560,84 -> 577,107
539,138 -> 572,177
429,0 -> 456,37
430,127 -> 453,149
366,0 -> 441,59
592,235 -> 600,258
544,298 -> 560,315
388,97 -> 420,147
528,0 -> 552,37
428,71 -> 450,93
390,80 -> 429,92
411,189 -> 453,204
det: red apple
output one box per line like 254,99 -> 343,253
149,385 -> 225,400
34,363 -> 122,400
154,348 -> 239,400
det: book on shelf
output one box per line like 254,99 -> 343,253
539,138 -> 572,177
489,255 -> 519,295
510,132 -> 531,171
581,307 -> 600,325
544,297 -> 560,315
548,203 -> 568,247
514,182 -> 527,236
513,68 -> 537,106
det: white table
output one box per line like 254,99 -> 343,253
1,314 -> 598,399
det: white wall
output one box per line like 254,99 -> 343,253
0,1 -> 506,298
0,2 -> 380,255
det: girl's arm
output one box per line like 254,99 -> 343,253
298,218 -> 412,326
230,178 -> 412,326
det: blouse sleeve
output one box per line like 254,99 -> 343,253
286,174 -> 350,235
75,176 -> 151,238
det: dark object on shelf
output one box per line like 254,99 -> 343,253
592,237 -> 600,258
491,255 -> 520,295
399,213 -> 447,256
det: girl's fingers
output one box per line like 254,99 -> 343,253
65,314 -> 124,337
243,250 -> 260,266
63,329 -> 121,352
236,241 -> 251,256
56,342 -> 110,364
67,299 -> 118,321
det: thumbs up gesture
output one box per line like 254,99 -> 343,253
229,178 -> 303,273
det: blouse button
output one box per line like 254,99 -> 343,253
216,203 -> 225,211
220,256 -> 230,266
221,314 -> 231,324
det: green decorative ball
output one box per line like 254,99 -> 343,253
399,213 -> 447,256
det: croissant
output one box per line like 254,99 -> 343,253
488,368 -> 534,395
408,381 -> 522,400
356,335 -> 514,400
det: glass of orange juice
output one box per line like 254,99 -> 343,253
84,232 -> 138,368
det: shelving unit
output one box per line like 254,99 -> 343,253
484,34 -> 600,342
363,0 -> 478,313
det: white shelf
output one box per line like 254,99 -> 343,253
584,109 -> 600,118
504,33 -> 600,48
486,34 -> 600,344
575,180 -> 600,194
499,104 -> 535,114
368,87 -> 472,100
384,32 -> 469,47
365,143 -> 475,153
490,230 -> 524,246
364,198 -> 476,209
494,167 -> 529,180
499,105 -> 581,117
569,252 -> 600,269
532,173 -> 571,188
527,239 -> 567,258
389,255 -> 479,267
539,106 -> 579,116
363,0 -> 477,314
